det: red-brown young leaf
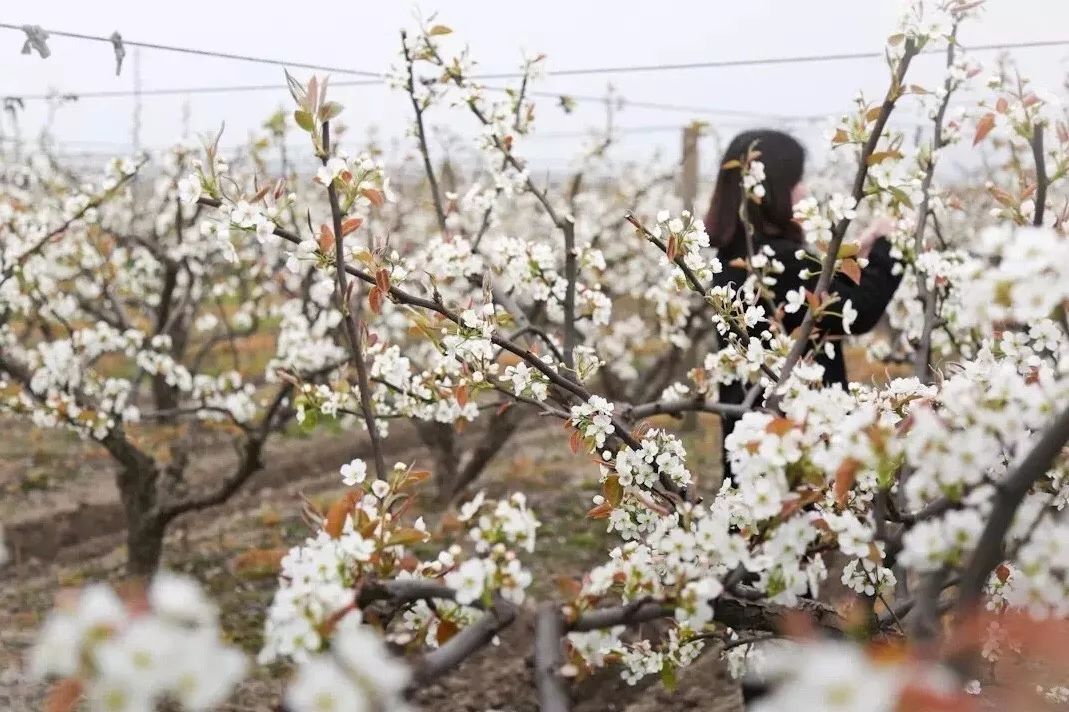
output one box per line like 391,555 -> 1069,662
250,184 -> 271,203
1022,92 -> 1040,107
455,385 -> 469,407
406,469 -> 433,485
340,216 -> 364,236
324,490 -> 362,538
555,575 -> 583,600
569,429 -> 583,455
765,417 -> 796,436
831,128 -> 850,144
1058,121 -> 1069,144
778,610 -> 818,640
834,458 -> 861,506
436,618 -> 460,645
45,678 -> 83,712
995,96 -> 1009,114
368,286 -> 384,314
361,188 -> 386,207
375,268 -> 391,292
231,547 -> 288,578
840,258 -> 862,285
587,501 -> 613,519
666,233 -> 678,261
388,527 -> 430,547
318,224 -> 335,253
974,113 -> 996,145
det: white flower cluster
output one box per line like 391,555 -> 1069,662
29,573 -> 246,711
569,395 -> 616,450
285,620 -> 410,712
608,428 -> 692,491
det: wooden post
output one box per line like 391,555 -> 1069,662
680,123 -> 700,211
440,157 -> 458,195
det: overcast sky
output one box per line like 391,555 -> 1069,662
4,0 -> 1069,175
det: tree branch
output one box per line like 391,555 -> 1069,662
409,597 -> 517,687
770,39 -> 919,407
535,602 -> 571,712
955,403 -> 1069,614
322,120 -> 387,481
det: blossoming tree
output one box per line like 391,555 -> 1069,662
17,0 -> 1069,710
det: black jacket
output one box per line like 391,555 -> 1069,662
714,235 -> 902,478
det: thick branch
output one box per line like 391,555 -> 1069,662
955,404 -> 1069,613
534,602 -> 571,712
410,598 -> 517,687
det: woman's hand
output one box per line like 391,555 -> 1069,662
856,216 -> 896,258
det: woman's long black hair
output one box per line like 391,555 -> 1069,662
705,129 -> 806,251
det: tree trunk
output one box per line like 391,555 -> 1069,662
108,430 -> 166,576
416,421 -> 461,500
125,513 -> 165,577
448,408 -> 524,502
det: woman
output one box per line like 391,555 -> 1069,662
707,129 -> 902,479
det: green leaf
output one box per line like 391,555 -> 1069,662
836,243 -> 860,259
299,408 -> 319,434
294,110 -> 315,133
888,186 -> 914,209
603,475 -> 624,507
660,664 -> 678,692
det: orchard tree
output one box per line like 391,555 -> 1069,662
0,137 -> 355,574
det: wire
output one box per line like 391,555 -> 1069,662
3,78 -> 819,122
473,38 -> 1069,79
5,21 -> 1067,83
0,21 -> 381,77
7,79 -> 382,101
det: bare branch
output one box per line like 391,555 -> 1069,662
535,602 -> 571,712
409,598 -> 517,687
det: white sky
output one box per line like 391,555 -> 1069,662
4,0 -> 1069,175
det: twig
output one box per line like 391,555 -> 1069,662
769,39 -> 919,408
321,120 -> 387,481
912,23 -> 959,383
400,29 -> 447,235
1031,123 -> 1048,227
